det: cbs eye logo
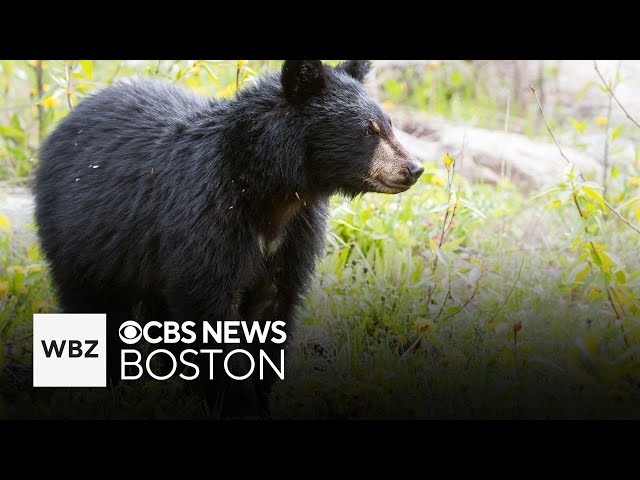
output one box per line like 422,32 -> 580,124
119,320 -> 142,344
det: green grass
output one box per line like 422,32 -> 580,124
2,159 -> 640,419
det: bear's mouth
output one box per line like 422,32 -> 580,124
372,178 -> 413,194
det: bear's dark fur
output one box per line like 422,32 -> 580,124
34,60 -> 423,417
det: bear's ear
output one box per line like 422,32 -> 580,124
281,60 -> 326,103
337,60 -> 371,83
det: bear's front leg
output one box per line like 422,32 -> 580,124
240,277 -> 300,417
164,282 -> 260,419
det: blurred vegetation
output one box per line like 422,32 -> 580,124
1,60 -> 640,418
377,60 -> 553,136
0,59 -> 558,181
0,60 -> 289,181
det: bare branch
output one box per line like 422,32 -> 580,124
601,197 -> 640,234
64,61 -> 74,110
402,268 -> 481,361
442,281 -> 480,322
602,66 -> 615,199
487,257 -> 524,325
594,61 -> 640,130
530,84 -> 640,235
530,84 -> 576,173
27,60 -> 44,145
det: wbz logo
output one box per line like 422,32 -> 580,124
33,314 -> 106,387
41,339 -> 99,358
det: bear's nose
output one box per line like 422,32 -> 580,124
406,161 -> 424,181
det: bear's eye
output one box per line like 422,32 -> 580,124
363,120 -> 380,137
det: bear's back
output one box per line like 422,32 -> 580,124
34,79 -> 217,288
39,79 -> 209,167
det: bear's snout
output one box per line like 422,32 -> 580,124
405,160 -> 425,183
368,135 -> 425,194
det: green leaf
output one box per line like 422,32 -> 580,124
529,187 -> 564,201
202,63 -> 222,87
443,153 -> 455,168
27,244 -> 41,262
459,198 -> 486,218
581,181 -> 604,190
568,117 -> 587,133
429,237 -> 437,254
327,231 -> 350,249
528,357 -> 565,374
51,75 -> 67,88
427,203 -> 449,214
567,261 -> 590,284
611,125 -> 624,140
574,81 -> 599,100
589,243 -> 616,273
616,345 -> 640,364
0,214 -> 10,231
415,317 -> 436,330
9,113 -> 22,130
581,186 -> 606,210
449,70 -> 463,87
429,238 -> 449,266
611,166 -> 621,178
0,125 -> 25,141
618,196 -> 640,210
598,249 -> 620,272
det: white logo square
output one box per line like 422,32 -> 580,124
33,313 -> 106,387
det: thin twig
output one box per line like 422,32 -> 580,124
108,62 -> 123,84
530,84 -> 578,173
402,335 -> 422,359
402,273 -> 481,360
610,286 -> 627,317
464,313 -> 484,370
594,61 -> 640,129
603,75 -> 613,199
64,61 -> 74,110
236,60 -> 242,91
530,84 -> 640,235
513,326 -> 520,383
607,288 -> 621,320
426,140 -> 463,299
27,60 -> 45,145
602,197 -> 640,234
402,288 -> 451,360
13,333 -> 32,343
432,288 -> 451,323
487,257 -> 524,325
442,281 -> 480,322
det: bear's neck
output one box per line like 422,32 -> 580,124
256,190 -> 318,256
215,88 -> 326,195
210,88 -> 328,247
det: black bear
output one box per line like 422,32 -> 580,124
34,60 -> 424,417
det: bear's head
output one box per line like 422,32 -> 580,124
281,59 -> 424,197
